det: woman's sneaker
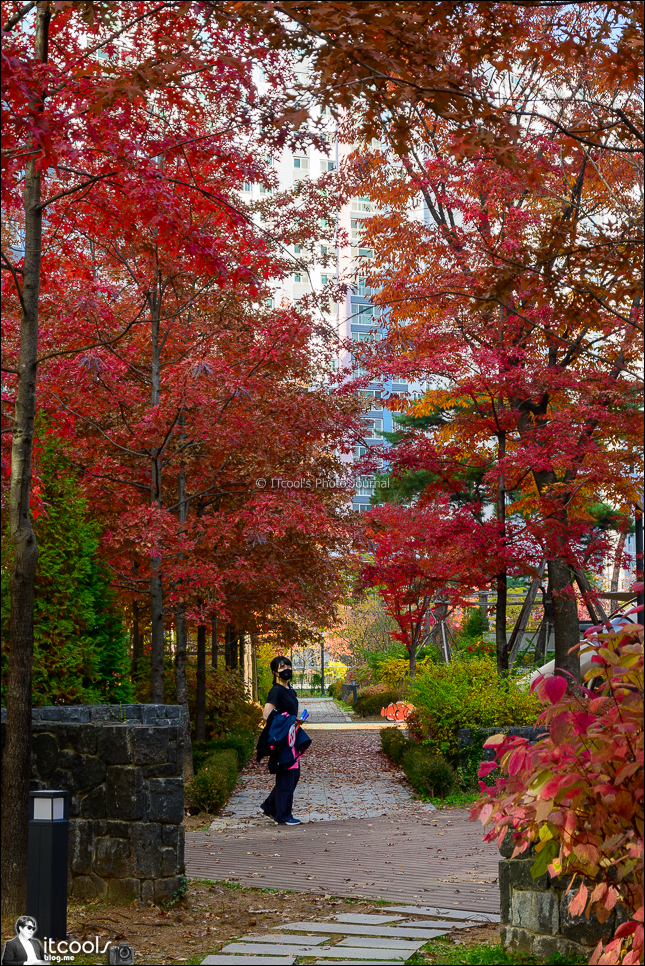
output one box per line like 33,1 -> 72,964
280,817 -> 301,825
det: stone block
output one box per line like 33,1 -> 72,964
142,762 -> 177,778
58,751 -> 106,791
106,766 -> 145,820
154,877 -> 180,905
500,925 -> 534,956
533,934 -> 590,961
131,727 -> 168,765
161,825 -> 178,848
49,768 -> 79,815
161,847 -> 177,876
177,827 -> 185,874
103,820 -> 131,838
560,885 -> 615,945
66,723 -> 98,755
499,860 -> 511,925
508,856 -> 549,892
97,725 -> 131,765
90,873 -> 109,897
71,876 -> 98,900
80,785 -> 106,819
32,731 -> 59,778
165,707 -> 181,720
107,878 -> 140,901
40,707 -> 65,720
141,880 -> 155,904
141,706 -> 164,725
148,778 -> 184,823
95,836 -> 131,878
131,823 -> 163,878
167,741 -> 177,765
511,889 -> 559,935
69,820 -> 95,875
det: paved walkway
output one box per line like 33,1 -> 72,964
187,810 -> 500,911
215,729 -> 432,827
301,697 -> 354,724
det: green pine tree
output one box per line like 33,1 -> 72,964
2,438 -> 133,705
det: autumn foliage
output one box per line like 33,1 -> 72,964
471,613 -> 644,965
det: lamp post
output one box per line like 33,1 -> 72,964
320,634 -> 325,697
27,790 -> 69,941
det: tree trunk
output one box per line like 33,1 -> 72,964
174,603 -> 194,780
224,625 -> 233,668
149,555 -> 165,702
1,1 -> 50,918
239,631 -> 246,683
548,557 -> 581,682
533,616 -> 548,665
149,281 -> 165,702
211,614 -> 218,668
132,599 -> 141,677
610,531 -> 627,594
408,644 -> 417,677
495,432 -> 508,675
196,621 -> 207,742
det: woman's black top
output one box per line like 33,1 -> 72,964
257,684 -> 299,763
266,684 -> 298,717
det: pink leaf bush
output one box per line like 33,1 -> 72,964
470,624 -> 644,965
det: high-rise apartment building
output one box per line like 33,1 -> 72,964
251,70 -> 427,511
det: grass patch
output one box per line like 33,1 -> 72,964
415,941 -> 587,965
424,790 -> 480,809
332,697 -> 355,714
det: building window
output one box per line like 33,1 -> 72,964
259,184 -> 272,194
321,274 -> 329,285
294,244 -> 301,254
321,245 -> 328,256
351,196 -> 373,213
294,273 -> 303,283
320,217 -> 328,228
355,445 -> 368,458
320,160 -> 336,172
242,182 -> 252,192
356,304 -> 375,322
265,298 -> 274,309
362,418 -> 383,439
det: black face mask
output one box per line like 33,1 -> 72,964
278,668 -> 293,681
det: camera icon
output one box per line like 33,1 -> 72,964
109,942 -> 135,964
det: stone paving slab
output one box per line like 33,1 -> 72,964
239,934 -> 328,945
387,905 -> 501,922
201,958 -> 295,965
334,915 -> 404,925
313,962 -> 402,965
221,943 -> 407,961
281,922 -> 448,940
336,937 -> 425,950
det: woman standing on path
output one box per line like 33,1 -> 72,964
259,655 -> 304,826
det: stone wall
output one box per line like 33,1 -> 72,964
1,705 -> 186,904
499,832 -> 624,960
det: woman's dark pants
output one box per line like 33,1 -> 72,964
262,768 -> 300,822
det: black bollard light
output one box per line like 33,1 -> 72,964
27,790 -> 69,942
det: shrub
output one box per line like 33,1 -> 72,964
187,665 -> 261,740
192,749 -> 238,813
409,657 -> 540,766
193,731 -> 255,773
402,745 -> 456,798
354,683 -> 400,717
471,621 -> 644,966
326,679 -> 342,700
380,726 -> 410,763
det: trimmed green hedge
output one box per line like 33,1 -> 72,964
192,749 -> 238,813
380,727 -> 456,799
354,685 -> 400,717
193,731 -> 255,772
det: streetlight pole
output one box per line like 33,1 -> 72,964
320,634 -> 325,696
636,508 -> 644,627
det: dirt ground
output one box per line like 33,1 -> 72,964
1,882 -> 501,965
